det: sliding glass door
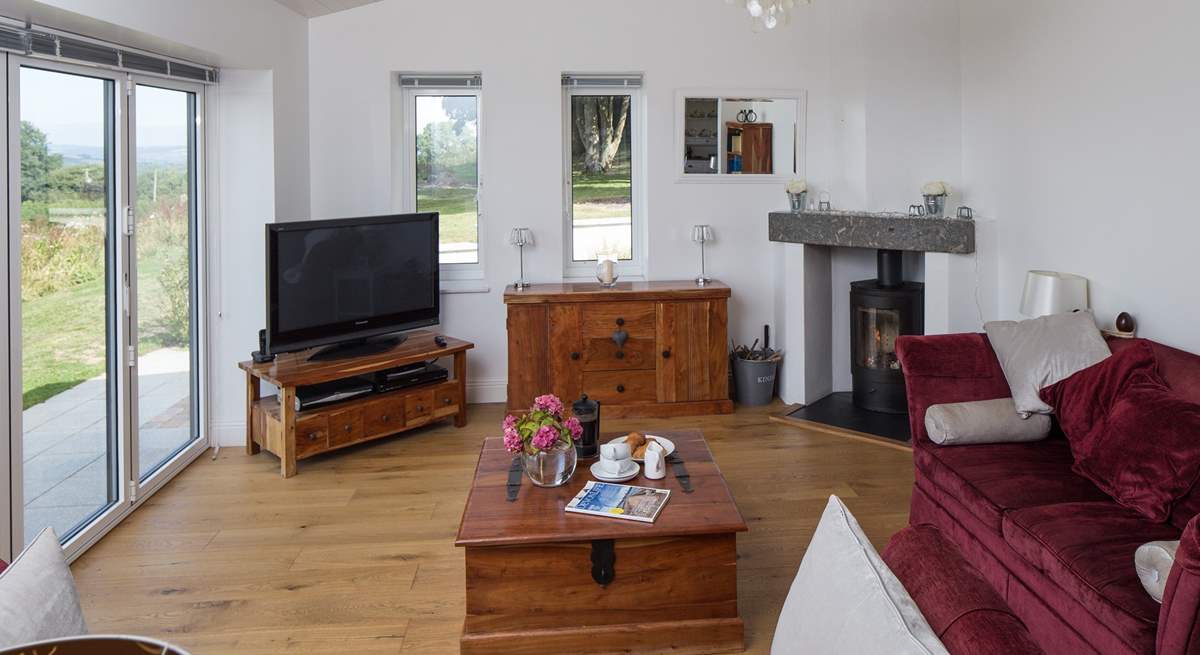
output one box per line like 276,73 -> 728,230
15,64 -> 120,548
130,81 -> 200,482
6,57 -> 206,559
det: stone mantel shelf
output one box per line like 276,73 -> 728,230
768,210 -> 975,254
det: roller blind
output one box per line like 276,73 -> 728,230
561,73 -> 643,88
0,21 -> 217,84
399,73 -> 482,88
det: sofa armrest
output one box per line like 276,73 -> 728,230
895,333 -> 1012,446
1158,516 -> 1200,655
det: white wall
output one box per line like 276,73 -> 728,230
960,0 -> 1200,349
309,0 -> 970,404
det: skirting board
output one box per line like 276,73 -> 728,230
210,377 -> 507,446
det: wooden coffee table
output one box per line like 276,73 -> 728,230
456,429 -> 748,655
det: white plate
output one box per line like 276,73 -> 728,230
590,459 -> 640,482
606,434 -> 676,462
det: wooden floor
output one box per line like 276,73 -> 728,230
71,402 -> 914,654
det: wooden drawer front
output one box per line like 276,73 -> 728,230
363,396 -> 404,437
582,337 -> 654,371
582,370 -> 657,404
328,407 -> 365,448
580,302 -> 656,339
295,415 -> 329,458
431,383 -> 462,418
406,390 -> 435,426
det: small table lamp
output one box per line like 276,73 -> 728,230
1020,270 -> 1088,317
691,225 -> 714,285
509,227 -> 533,289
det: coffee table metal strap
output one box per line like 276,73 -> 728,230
668,455 -> 693,493
506,456 -> 523,502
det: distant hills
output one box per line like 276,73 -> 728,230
51,143 -> 186,168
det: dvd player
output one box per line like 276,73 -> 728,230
286,377 -> 375,412
373,363 -> 448,393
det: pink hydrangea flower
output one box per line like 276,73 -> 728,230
502,415 -> 522,452
532,394 -> 565,418
531,424 -> 560,451
565,416 -> 583,441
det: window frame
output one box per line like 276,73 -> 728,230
561,84 -> 647,281
397,82 -> 485,286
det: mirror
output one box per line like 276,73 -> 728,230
680,95 -> 801,177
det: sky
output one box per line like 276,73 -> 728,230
20,65 -> 189,150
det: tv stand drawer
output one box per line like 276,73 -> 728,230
406,390 -> 435,426
432,382 -> 462,418
295,416 -> 329,458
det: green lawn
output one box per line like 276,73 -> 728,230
572,159 -> 632,205
22,251 -> 178,409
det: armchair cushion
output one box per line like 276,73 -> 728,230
0,528 -> 87,646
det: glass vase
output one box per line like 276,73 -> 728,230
595,253 -> 619,288
923,194 -> 946,218
523,440 -> 577,487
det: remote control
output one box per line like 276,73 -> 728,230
434,335 -> 447,347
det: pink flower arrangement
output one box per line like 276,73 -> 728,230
502,394 -> 580,455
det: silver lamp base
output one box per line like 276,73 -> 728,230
513,280 -> 531,290
695,275 -> 712,286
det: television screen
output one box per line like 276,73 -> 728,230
267,213 -> 439,354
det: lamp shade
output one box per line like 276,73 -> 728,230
1020,270 -> 1088,317
691,225 -> 714,243
509,227 -> 533,247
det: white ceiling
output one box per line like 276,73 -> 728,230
273,0 -> 385,19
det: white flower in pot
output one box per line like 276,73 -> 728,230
921,180 -> 950,197
921,181 -> 950,217
786,179 -> 808,212
786,179 -> 808,194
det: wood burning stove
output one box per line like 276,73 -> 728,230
850,250 -> 923,414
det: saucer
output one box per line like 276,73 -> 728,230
590,459 -> 640,482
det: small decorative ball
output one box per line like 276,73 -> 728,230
1115,312 -> 1136,333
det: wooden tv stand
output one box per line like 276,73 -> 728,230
238,331 -> 474,478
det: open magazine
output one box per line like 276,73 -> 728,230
565,481 -> 671,523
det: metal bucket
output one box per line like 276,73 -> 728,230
733,357 -> 779,406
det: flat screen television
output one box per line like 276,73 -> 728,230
266,213 -> 439,360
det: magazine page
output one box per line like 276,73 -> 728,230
566,481 -> 670,523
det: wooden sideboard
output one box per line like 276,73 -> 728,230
238,331 -> 473,478
503,281 -> 732,418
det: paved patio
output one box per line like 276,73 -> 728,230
22,348 -> 193,545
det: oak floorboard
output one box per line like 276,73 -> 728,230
72,402 -> 913,654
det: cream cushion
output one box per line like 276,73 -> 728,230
984,310 -> 1111,416
925,398 -> 1052,445
0,528 -> 88,645
771,496 -> 948,655
1136,540 -> 1179,603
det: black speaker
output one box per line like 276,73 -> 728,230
252,328 -> 275,363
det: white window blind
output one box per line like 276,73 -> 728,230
0,19 -> 217,83
399,74 -> 482,88
562,73 -> 643,88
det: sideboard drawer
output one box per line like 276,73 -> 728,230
295,415 -> 329,458
582,370 -> 657,404
431,383 -> 462,418
363,396 -> 405,437
328,406 -> 365,448
406,390 -> 435,426
580,302 -> 656,339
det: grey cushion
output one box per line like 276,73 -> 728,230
984,310 -> 1110,416
925,398 -> 1051,445
1136,540 -> 1179,603
0,528 -> 88,645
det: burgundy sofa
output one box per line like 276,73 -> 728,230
895,334 -> 1200,655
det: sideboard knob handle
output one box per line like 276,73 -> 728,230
615,350 -> 625,359
615,317 -> 625,326
570,351 -> 581,360
662,350 -> 671,359
616,384 -> 625,393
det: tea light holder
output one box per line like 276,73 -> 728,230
691,224 -> 715,285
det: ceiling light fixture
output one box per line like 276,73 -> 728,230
726,0 -> 809,31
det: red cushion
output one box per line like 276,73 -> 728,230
1003,502 -> 1180,651
1042,340 -> 1200,522
883,524 -> 1045,654
1113,337 -> 1200,405
915,438 -> 1111,534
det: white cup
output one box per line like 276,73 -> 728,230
600,455 -> 625,476
601,442 -> 630,460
